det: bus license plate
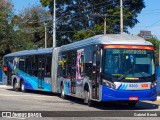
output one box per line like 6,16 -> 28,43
129,97 -> 138,101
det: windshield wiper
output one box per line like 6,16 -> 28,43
138,72 -> 147,80
117,67 -> 133,81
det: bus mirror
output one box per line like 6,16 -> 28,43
3,66 -> 8,72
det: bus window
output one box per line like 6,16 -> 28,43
58,53 -> 67,77
19,57 -> 25,71
84,46 -> 93,79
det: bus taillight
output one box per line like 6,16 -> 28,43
3,66 -> 8,72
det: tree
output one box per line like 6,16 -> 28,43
0,3 -> 52,67
12,5 -> 52,48
0,0 -> 14,67
148,37 -> 160,66
40,0 -> 145,45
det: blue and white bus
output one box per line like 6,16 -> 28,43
2,34 -> 157,107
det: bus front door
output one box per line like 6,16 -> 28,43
38,58 -> 45,89
92,48 -> 101,100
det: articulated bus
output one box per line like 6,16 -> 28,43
2,34 -> 157,107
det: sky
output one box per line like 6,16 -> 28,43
11,0 -> 160,39
129,0 -> 160,39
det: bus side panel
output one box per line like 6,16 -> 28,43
18,72 -> 52,92
56,77 -> 71,95
64,80 -> 71,95
8,61 -> 52,92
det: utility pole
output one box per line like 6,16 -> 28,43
44,23 -> 47,48
53,0 -> 56,47
94,13 -> 109,35
120,0 -> 123,34
104,17 -> 106,35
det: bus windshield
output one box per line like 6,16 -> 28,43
103,48 -> 155,82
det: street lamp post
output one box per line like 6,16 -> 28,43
44,22 -> 47,48
120,0 -> 123,34
53,0 -> 56,48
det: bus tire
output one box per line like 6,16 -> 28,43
61,84 -> 66,99
84,90 -> 88,104
13,79 -> 19,91
128,101 -> 137,107
20,80 -> 26,92
84,89 -> 94,107
87,90 -> 94,107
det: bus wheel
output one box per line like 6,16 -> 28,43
20,80 -> 26,92
84,90 -> 88,104
61,84 -> 66,99
13,80 -> 19,91
128,101 -> 137,107
87,90 -> 94,107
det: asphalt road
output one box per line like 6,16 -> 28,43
0,85 -> 159,120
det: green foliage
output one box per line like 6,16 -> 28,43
0,0 -> 14,67
40,0 -> 52,7
148,37 -> 160,66
13,6 -> 51,49
12,5 -> 53,48
0,2 -> 52,67
40,0 -> 145,42
73,30 -> 95,41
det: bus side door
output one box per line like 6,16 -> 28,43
38,57 -> 45,89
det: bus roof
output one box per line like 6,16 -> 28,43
4,48 -> 53,58
4,34 -> 153,57
60,34 -> 153,51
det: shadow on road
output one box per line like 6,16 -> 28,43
65,96 -> 159,110
6,88 -> 159,110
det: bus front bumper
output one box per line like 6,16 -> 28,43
101,85 -> 157,101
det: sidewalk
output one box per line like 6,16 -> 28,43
144,97 -> 160,106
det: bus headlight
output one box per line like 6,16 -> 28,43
151,81 -> 157,88
102,79 -> 116,89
